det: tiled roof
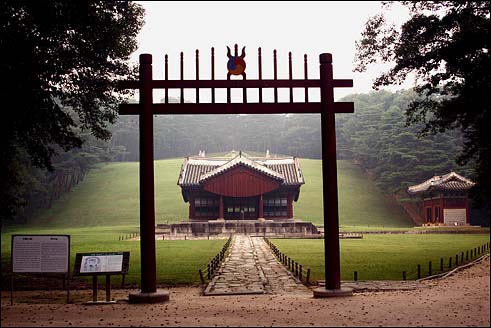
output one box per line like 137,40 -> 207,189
177,154 -> 305,187
407,172 -> 475,194
199,156 -> 284,183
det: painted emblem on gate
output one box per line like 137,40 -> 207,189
227,45 -> 246,78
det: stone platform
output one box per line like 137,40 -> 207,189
156,219 -> 321,239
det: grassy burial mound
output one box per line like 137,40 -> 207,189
296,159 -> 412,228
22,159 -> 187,228
21,158 -> 413,229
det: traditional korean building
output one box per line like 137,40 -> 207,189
407,172 -> 475,225
177,152 -> 304,221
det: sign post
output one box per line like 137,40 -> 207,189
73,252 -> 130,304
11,235 -> 70,304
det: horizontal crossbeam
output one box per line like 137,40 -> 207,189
118,79 -> 353,90
118,102 -> 354,115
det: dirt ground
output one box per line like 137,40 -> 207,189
1,256 -> 489,327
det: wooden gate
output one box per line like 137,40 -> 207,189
118,44 -> 354,300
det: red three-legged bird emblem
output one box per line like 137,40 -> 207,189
227,44 -> 246,79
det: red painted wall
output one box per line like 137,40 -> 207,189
423,196 -> 469,224
203,166 -> 281,197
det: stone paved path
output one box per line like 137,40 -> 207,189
204,235 -> 310,296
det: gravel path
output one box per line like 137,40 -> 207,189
2,256 -> 489,327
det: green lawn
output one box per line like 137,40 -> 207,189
270,234 -> 490,281
1,225 -> 226,286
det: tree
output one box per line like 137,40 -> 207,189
0,1 -> 144,222
354,1 -> 490,208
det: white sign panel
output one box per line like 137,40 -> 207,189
12,235 -> 69,273
80,254 -> 123,273
444,209 -> 467,225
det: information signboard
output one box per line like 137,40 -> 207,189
73,251 -> 130,304
74,252 -> 130,276
12,235 -> 70,273
10,235 -> 71,304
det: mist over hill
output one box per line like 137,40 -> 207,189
14,89 -> 480,222
110,90 -> 471,193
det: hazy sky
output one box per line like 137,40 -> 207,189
132,1 -> 413,101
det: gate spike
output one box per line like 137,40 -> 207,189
211,47 -> 215,103
164,54 -> 168,104
258,47 -> 263,103
273,49 -> 278,103
289,51 -> 293,103
180,51 -> 184,103
304,54 -> 309,102
195,49 -> 199,103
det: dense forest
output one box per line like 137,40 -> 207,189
336,90 -> 473,194
15,89 -> 476,221
108,90 -> 471,194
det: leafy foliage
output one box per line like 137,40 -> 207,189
354,1 -> 491,205
336,90 -> 473,193
0,1 -> 144,221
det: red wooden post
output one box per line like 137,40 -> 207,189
189,192 -> 195,220
287,194 -> 293,219
438,193 -> 444,223
139,54 -> 157,294
128,54 -> 169,303
314,53 -> 351,297
258,195 -> 264,219
219,195 -> 224,219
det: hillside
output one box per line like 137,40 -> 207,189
296,159 -> 412,228
23,158 -> 413,229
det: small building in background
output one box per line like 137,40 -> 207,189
407,172 -> 475,226
177,151 -> 304,221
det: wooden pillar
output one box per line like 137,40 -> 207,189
189,193 -> 195,220
219,196 -> 224,219
139,54 -> 157,294
319,53 -> 341,290
465,195 -> 470,224
287,194 -> 293,219
439,193 -> 444,223
258,195 -> 264,219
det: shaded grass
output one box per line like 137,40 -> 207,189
271,234 -> 490,281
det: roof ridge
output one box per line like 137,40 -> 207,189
408,171 -> 475,194
199,154 -> 284,183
